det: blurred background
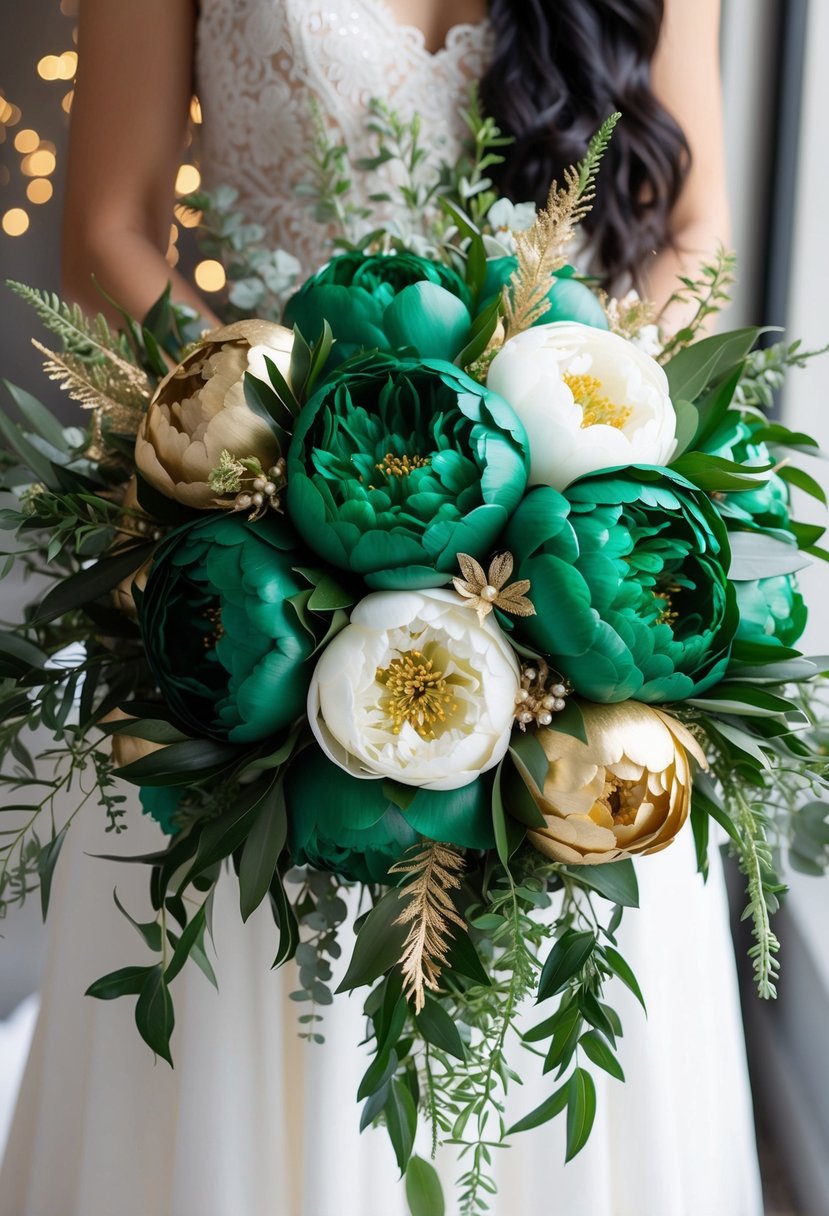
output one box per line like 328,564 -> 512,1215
0,1 -> 827,1211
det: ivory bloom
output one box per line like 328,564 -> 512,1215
135,320 -> 292,508
522,701 -> 706,864
308,589 -> 521,791
487,322 -> 676,490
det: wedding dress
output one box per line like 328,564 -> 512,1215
0,3 -> 765,1213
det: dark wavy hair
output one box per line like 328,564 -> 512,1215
479,0 -> 690,287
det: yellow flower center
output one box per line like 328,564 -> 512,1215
598,774 -> 641,827
653,590 -> 679,626
563,372 -> 632,430
375,452 -> 431,478
376,648 -> 457,740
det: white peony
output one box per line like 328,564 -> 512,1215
486,321 -> 677,491
308,589 -> 521,791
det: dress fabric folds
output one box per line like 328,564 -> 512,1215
0,2 -> 764,1213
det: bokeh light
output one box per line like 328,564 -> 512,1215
175,203 -> 202,228
14,128 -> 40,153
26,179 -> 53,204
194,260 -> 226,292
175,164 -> 201,195
21,149 -> 57,177
2,209 -> 30,236
61,90 -> 74,114
190,97 -> 203,125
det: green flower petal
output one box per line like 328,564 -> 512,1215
286,353 -> 529,586
403,777 -> 495,851
139,514 -> 319,742
383,282 -> 472,360
285,748 -> 420,883
504,469 -> 737,702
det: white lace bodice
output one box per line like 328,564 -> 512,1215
195,0 -> 493,273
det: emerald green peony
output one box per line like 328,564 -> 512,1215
735,575 -> 807,650
502,470 -> 738,702
481,258 -> 609,330
286,354 -> 529,589
703,416 -> 790,532
139,513 -> 317,743
283,250 -> 474,365
285,748 -> 494,883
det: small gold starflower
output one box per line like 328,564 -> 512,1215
452,552 -> 535,624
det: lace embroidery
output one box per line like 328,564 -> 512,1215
194,0 -> 493,274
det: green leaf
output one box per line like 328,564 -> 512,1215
337,889 -> 408,992
405,1156 -> 445,1216
663,327 -> 764,402
33,542 -> 157,625
565,1067 -> 597,1161
37,823 -> 69,919
416,995 -> 466,1061
0,395 -> 59,487
671,452 -> 773,492
134,964 -> 174,1065
115,738 -> 241,787
579,1030 -> 624,1081
113,888 -> 163,952
670,398 -> 701,460
0,632 -> 48,674
728,532 -> 813,580
386,1078 -> 417,1174
777,464 -> 827,505
269,868 -> 300,968
537,930 -> 596,1002
508,1082 -> 568,1135
445,924 -> 490,986
3,380 -> 69,453
164,904 -> 210,985
238,776 -> 287,921
545,699 -> 589,746
603,945 -> 647,1011
690,802 -> 710,882
562,860 -> 639,908
492,759 -> 524,865
86,964 -> 155,1001
509,731 -> 551,791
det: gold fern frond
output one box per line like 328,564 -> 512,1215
502,112 -> 620,340
33,341 -> 148,434
390,842 -> 466,1014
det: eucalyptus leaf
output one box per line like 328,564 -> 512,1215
337,889 -> 407,992
386,1078 -> 417,1175
537,930 -> 596,1003
239,776 -> 288,921
508,1082 -> 568,1135
579,1030 -> 624,1081
37,823 -> 69,919
405,1156 -> 445,1216
416,995 -> 466,1061
134,964 -> 175,1066
562,860 -> 639,909
565,1067 -> 597,1161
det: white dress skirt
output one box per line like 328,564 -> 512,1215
0,2 -> 765,1212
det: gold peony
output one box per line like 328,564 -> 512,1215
520,701 -> 706,864
134,320 -> 293,508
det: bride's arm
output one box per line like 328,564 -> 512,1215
62,0 -> 219,325
644,0 -> 731,328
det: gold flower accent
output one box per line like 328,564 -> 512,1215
452,552 -> 535,624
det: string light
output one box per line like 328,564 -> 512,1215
2,209 -> 30,236
194,260 -> 226,292
61,90 -> 74,114
190,97 -> 203,124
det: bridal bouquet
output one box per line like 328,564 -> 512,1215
2,105 -> 828,1213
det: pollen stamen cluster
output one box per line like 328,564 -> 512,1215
598,773 -> 641,827
564,372 -> 632,430
375,452 -> 431,478
376,649 -> 456,739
